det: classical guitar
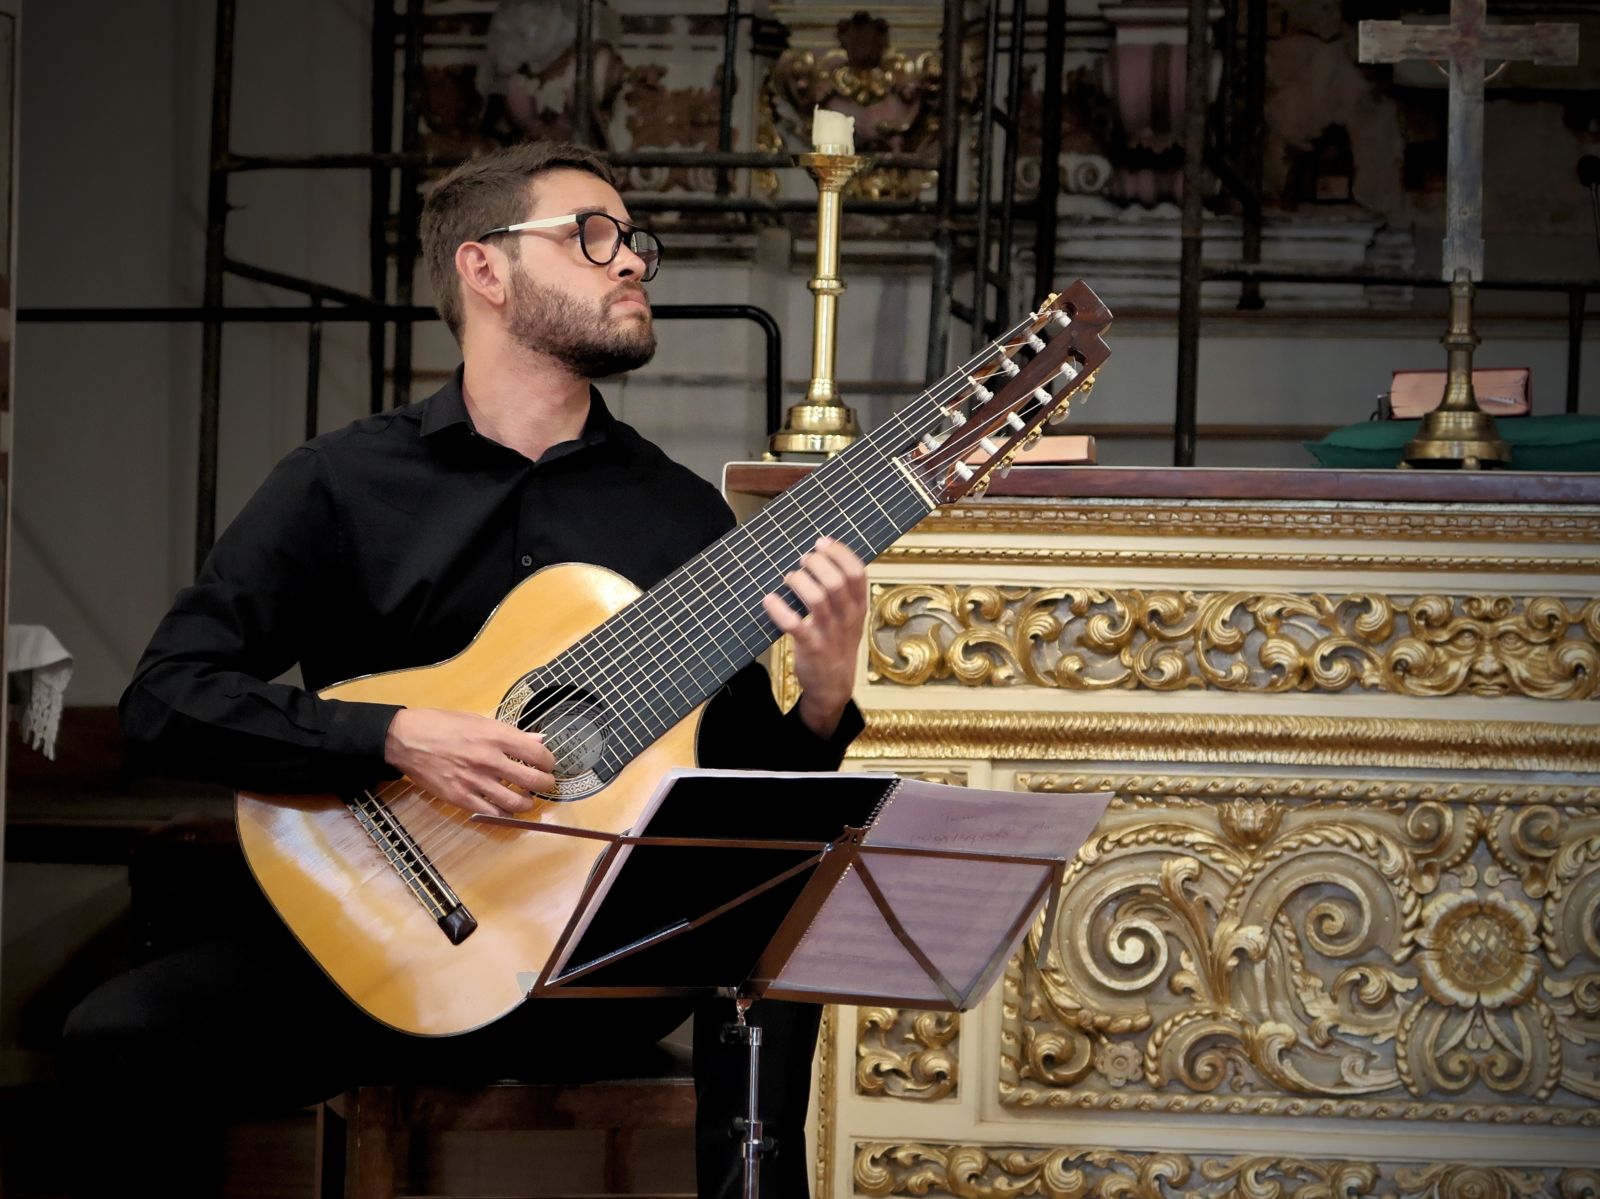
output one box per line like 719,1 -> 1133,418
236,282 -> 1113,1035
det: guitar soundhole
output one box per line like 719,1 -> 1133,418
500,682 -> 611,801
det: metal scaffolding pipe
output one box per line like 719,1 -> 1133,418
1173,0 -> 1210,466
1032,0 -> 1066,307
222,149 -> 939,172
392,0 -> 425,410
196,0 -> 237,571
369,0 -> 394,415
925,0 -> 963,383
717,0 -> 738,197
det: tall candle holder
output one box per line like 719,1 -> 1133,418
769,148 -> 870,457
1401,270 -> 1510,469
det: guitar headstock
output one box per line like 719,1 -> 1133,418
902,280 -> 1112,503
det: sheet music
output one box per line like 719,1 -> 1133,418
770,780 -> 1111,1008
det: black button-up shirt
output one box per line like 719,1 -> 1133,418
121,369 -> 863,792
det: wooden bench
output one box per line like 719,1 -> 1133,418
315,1058 -> 697,1199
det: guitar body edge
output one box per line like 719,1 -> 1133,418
235,561 -> 703,1037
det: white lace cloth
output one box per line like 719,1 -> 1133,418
7,624 -> 72,759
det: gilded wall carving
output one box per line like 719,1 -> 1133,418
854,1143 -> 1600,1199
857,1008 -> 959,1101
911,501 -> 1600,544
877,545 -> 1600,574
869,585 -> 1600,700
1000,775 -> 1600,1124
853,712 -> 1600,773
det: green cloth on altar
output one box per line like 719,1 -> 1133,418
1305,413 -> 1600,470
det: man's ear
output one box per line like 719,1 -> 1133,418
455,241 -> 508,310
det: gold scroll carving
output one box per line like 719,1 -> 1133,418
852,712 -> 1600,773
854,1143 -> 1600,1199
877,545 -> 1600,574
911,500 -> 1600,544
856,1008 -> 958,1101
869,585 -> 1600,700
1000,774 -> 1600,1124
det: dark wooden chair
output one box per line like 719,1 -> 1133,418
314,1049 -> 696,1199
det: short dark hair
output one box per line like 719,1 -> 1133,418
420,141 -> 617,342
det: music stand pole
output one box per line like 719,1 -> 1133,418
726,996 -> 765,1199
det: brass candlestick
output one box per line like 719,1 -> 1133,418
1402,270 -> 1510,469
769,151 -> 870,456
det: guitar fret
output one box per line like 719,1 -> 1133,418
537,301 -> 1086,776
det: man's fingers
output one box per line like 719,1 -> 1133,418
763,591 -> 802,632
492,757 -> 554,798
453,791 -> 503,817
495,726 -> 555,771
785,567 -> 826,612
798,549 -> 847,596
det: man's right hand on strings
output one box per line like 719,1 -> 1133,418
382,708 -> 556,816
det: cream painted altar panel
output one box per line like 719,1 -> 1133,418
732,467 -> 1600,1199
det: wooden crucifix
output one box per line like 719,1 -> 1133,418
1360,2 -> 1577,467
1360,1 -> 1578,282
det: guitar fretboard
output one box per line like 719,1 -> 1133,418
543,390 -> 950,775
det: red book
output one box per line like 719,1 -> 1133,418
1388,368 -> 1531,418
966,434 -> 1096,467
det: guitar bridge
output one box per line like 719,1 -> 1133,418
345,792 -> 477,945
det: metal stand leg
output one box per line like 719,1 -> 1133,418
725,997 -> 766,1199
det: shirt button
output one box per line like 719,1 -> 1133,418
520,554 -> 533,567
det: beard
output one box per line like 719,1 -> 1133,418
506,271 -> 656,378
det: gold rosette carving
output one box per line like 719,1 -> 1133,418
853,1143 -> 1598,1199
999,775 -> 1600,1123
856,1008 -> 958,1100
868,585 -> 1600,700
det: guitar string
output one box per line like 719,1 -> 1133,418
395,336 -> 1088,870
490,311 -> 1056,788
374,309 -> 1079,861
371,310 -> 1074,863
371,311 -> 1076,863
524,307 -> 1065,760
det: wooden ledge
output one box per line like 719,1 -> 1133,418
724,463 -> 1600,505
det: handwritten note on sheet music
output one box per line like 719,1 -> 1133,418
770,780 -> 1112,1010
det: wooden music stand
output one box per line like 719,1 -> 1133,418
475,769 -> 1111,1199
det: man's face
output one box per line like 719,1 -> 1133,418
503,168 -> 656,378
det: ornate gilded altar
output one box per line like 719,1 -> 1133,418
726,464 -> 1600,1199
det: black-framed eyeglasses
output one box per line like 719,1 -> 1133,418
477,211 -> 663,282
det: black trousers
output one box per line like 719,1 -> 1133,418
58,905 -> 819,1198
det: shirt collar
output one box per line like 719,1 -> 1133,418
420,364 -> 621,461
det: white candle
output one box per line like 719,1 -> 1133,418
811,106 -> 855,154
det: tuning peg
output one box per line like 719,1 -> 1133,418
996,451 -> 1017,478
1047,399 -> 1073,426
1049,310 -> 1072,329
1021,429 -> 1042,452
1005,413 -> 1026,432
997,356 -> 1021,376
967,474 -> 992,498
967,378 -> 993,402
920,431 -> 946,452
953,461 -> 975,482
978,436 -> 1001,456
1025,334 -> 1046,352
1058,362 -> 1080,383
